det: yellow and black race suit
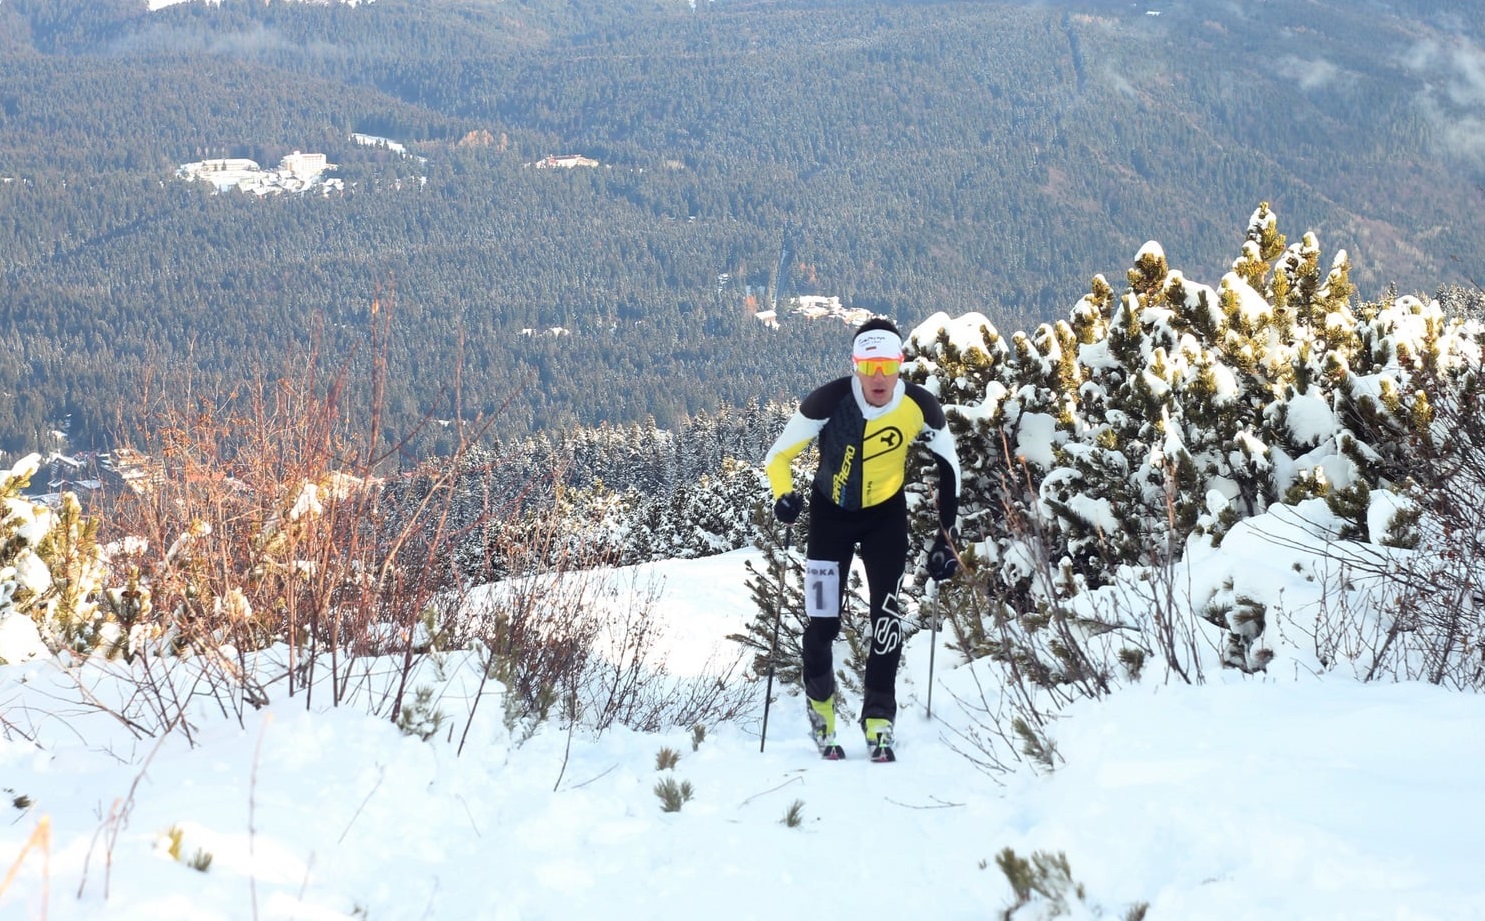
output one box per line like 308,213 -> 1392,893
763,376 -> 960,723
765,376 -> 960,530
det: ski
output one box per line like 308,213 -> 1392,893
818,743 -> 846,760
868,743 -> 896,763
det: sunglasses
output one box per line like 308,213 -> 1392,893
854,357 -> 903,376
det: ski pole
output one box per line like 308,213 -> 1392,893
759,525 -> 792,753
926,580 -> 939,721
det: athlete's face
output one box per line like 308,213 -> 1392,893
854,358 -> 900,407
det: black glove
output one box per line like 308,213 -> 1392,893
927,528 -> 958,581
774,492 -> 802,524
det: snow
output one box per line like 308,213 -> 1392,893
1015,411 -> 1058,468
5,523 -> 1485,921
1366,490 -> 1414,544
1282,386 -> 1339,448
1077,336 -> 1119,372
910,310 -> 995,359
350,134 -> 406,155
1224,271 -> 1273,328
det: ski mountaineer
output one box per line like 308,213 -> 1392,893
763,316 -> 961,762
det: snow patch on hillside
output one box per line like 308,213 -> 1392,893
148,0 -> 373,10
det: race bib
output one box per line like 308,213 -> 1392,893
804,560 -> 841,619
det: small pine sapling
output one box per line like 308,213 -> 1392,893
395,686 -> 448,742
1011,718 -> 1058,772
994,847 -> 1148,920
159,825 -> 214,873
781,800 -> 805,828
653,777 -> 694,813
995,848 -> 1083,920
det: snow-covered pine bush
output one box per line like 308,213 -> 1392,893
0,454 -> 109,660
902,312 -> 1016,588
905,202 -> 1485,699
1322,302 -> 1485,687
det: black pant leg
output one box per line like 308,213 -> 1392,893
857,504 -> 909,722
801,513 -> 855,702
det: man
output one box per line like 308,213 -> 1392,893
763,317 -> 961,762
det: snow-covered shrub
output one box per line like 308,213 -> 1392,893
1334,367 -> 1485,688
0,454 -> 110,660
904,203 -> 1485,711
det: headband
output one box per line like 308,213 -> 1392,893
852,329 -> 903,359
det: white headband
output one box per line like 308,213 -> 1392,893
852,329 -> 903,359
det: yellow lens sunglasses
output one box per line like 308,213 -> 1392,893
854,357 -> 902,376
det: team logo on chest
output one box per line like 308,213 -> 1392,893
863,426 -> 905,461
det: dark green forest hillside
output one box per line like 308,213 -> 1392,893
1,0 -> 1482,455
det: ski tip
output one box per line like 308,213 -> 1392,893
868,747 -> 896,763
820,745 -> 846,760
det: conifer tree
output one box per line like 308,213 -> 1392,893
903,313 -> 1016,593
733,509 -> 806,685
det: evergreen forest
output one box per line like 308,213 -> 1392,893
2,0 -> 1483,456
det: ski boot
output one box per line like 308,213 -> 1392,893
808,696 -> 845,760
863,717 -> 896,763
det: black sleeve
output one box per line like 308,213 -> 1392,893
934,455 -> 959,534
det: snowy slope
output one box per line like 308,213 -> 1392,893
4,542 -> 1485,919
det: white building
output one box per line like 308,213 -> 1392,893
534,154 -> 599,169
176,152 -> 338,195
280,151 -> 328,181
176,158 -> 263,192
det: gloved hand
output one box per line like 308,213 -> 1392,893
774,492 -> 802,524
927,528 -> 958,581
